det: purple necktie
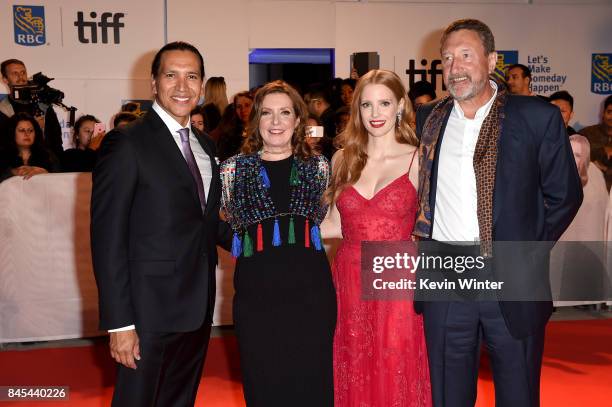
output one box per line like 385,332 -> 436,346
178,128 -> 206,211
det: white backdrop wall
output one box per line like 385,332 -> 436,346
1,0 -> 609,142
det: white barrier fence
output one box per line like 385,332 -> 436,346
0,173 -> 235,343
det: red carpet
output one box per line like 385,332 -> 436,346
0,320 -> 610,406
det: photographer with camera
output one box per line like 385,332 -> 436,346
0,59 -> 64,158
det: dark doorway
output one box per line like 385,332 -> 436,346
249,48 -> 334,95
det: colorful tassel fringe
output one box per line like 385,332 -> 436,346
237,218 -> 319,256
272,218 -> 282,246
304,219 -> 310,248
288,217 -> 296,244
231,232 -> 242,258
256,223 -> 263,252
243,231 -> 253,257
310,224 -> 322,251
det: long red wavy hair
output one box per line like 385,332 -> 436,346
324,69 -> 417,205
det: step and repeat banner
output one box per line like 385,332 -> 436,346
1,1 -> 610,143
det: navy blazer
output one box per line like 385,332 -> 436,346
91,109 -> 231,332
415,94 -> 583,338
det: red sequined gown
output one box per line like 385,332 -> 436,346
332,174 -> 432,407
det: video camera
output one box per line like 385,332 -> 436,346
11,72 -> 77,126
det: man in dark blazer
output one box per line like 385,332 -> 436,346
91,41 -> 231,406
413,20 -> 582,407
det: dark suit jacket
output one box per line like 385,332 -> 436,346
415,94 -> 583,338
91,109 -> 230,333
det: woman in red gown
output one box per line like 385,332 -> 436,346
321,70 -> 432,406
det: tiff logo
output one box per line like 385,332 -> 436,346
405,59 -> 446,91
74,11 -> 125,44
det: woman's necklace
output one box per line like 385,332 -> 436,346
262,149 -> 291,155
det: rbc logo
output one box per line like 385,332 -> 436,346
591,54 -> 611,95
13,5 -> 46,46
493,51 -> 518,83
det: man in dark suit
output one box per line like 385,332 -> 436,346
91,41 -> 231,406
413,19 -> 582,407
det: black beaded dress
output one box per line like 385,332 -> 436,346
221,154 -> 336,407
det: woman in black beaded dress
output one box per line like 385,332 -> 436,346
220,80 -> 336,407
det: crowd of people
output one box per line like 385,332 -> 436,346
1,16 -> 609,407
0,59 -> 140,181
2,57 -> 609,191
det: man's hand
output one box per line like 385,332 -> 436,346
109,330 -> 141,369
11,165 -> 48,179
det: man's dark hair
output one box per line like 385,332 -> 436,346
408,80 -> 437,105
307,83 -> 332,105
605,95 -> 612,110
1,59 -> 25,78
441,19 -> 495,55
549,90 -> 574,110
507,64 -> 532,79
150,41 -> 204,79
121,102 -> 140,112
113,112 -> 139,128
334,106 -> 350,126
341,78 -> 356,90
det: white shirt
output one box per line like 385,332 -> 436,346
152,101 -> 212,198
431,81 -> 498,243
109,101 -> 213,333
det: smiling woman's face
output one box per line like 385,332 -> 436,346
258,92 -> 299,151
359,83 -> 402,138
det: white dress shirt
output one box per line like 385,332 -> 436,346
431,81 -> 498,243
108,102 -> 213,333
153,101 -> 213,198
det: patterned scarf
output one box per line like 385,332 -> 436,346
414,88 -> 507,256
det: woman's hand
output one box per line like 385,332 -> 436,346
321,204 -> 343,240
12,165 -> 48,180
89,131 -> 106,151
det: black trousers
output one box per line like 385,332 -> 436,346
422,301 -> 545,407
111,323 -> 212,407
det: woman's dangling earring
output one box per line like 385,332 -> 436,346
396,111 -> 402,127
